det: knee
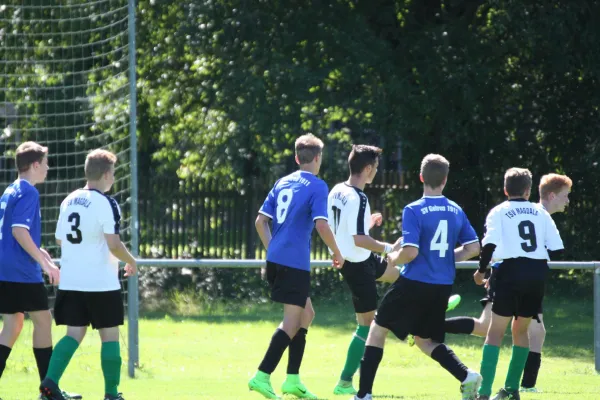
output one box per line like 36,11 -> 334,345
304,304 -> 315,323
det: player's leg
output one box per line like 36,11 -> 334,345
520,313 -> 545,392
445,303 -> 492,337
355,321 -> 388,400
0,313 -> 25,379
29,310 -> 54,382
334,311 -> 373,395
282,297 -> 317,399
499,316 -> 531,397
478,312 -> 512,399
98,327 -> 122,400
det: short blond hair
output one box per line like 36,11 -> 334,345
15,141 -> 48,173
539,173 -> 572,200
295,133 -> 324,164
504,168 -> 532,197
420,154 -> 449,188
85,149 -> 117,180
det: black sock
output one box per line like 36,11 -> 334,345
445,317 -> 475,335
521,351 -> 541,388
33,347 -> 53,381
287,328 -> 307,374
0,345 -> 12,379
258,329 -> 291,374
357,345 -> 383,398
431,344 -> 469,382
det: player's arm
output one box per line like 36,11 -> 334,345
474,208 -> 500,284
353,235 -> 394,254
105,234 -> 136,276
347,197 -> 393,253
255,213 -> 272,249
387,245 -> 418,266
315,219 -> 344,268
386,206 -> 419,265
544,210 -> 564,261
455,241 -> 481,262
455,211 -> 481,262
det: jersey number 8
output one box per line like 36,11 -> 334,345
276,189 -> 293,223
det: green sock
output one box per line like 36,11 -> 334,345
101,341 -> 121,396
505,345 -> 529,391
479,344 -> 500,396
340,325 -> 370,382
46,336 -> 79,384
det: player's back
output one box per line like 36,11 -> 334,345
483,200 -> 562,262
56,188 -> 121,291
259,170 -> 329,271
0,179 -> 43,282
401,196 -> 478,285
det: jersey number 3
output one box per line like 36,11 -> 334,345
430,219 -> 449,257
66,212 -> 83,244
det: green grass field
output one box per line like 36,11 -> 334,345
1,290 -> 597,399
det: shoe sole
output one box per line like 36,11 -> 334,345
333,387 -> 357,395
249,381 -> 279,399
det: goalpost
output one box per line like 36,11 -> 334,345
0,0 -> 139,378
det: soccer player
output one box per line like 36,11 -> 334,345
474,168 -> 564,400
444,173 -> 571,392
248,134 -> 344,400
327,145 -> 401,396
39,149 -> 136,400
353,154 -> 482,400
0,142 -> 79,398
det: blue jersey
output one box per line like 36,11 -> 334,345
400,196 -> 478,285
0,179 -> 43,283
259,171 -> 329,271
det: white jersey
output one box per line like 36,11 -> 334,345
482,200 -> 563,260
55,189 -> 121,291
327,183 -> 371,262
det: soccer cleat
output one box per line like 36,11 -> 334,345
281,375 -> 318,399
519,387 -> 540,393
447,294 -> 462,311
64,391 -> 82,400
491,388 -> 520,400
350,395 -> 372,400
333,379 -> 357,395
460,370 -> 482,400
104,394 -> 125,400
248,372 -> 280,399
39,378 -> 67,400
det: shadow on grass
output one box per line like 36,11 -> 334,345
140,282 -> 594,360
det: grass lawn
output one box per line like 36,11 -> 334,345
1,288 -> 597,399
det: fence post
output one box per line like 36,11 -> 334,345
127,0 -> 140,379
595,263 -> 600,373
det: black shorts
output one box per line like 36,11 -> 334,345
266,262 -> 310,308
491,258 -> 547,319
54,289 -> 124,329
375,276 -> 452,343
0,281 -> 49,314
340,253 -> 389,313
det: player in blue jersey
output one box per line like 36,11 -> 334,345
0,142 -> 80,399
248,134 -> 344,400
352,154 -> 482,400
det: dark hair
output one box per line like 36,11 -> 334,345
504,168 -> 533,197
420,154 -> 449,188
15,141 -> 48,173
295,133 -> 324,164
348,145 -> 382,175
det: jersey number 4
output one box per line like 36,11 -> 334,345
430,220 -> 449,257
66,212 -> 83,244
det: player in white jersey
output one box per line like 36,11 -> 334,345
474,168 -> 564,400
40,150 -> 136,400
327,145 -> 400,396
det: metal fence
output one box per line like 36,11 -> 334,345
126,260 -> 600,377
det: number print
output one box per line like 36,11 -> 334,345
276,189 -> 293,223
332,206 -> 341,234
518,220 -> 537,252
66,212 -> 83,244
430,219 -> 449,257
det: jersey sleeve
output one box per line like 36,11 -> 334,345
310,180 -> 328,222
458,211 -> 479,245
11,189 -> 39,230
100,197 -> 122,235
55,201 -> 67,240
259,188 -> 276,219
481,207 -> 501,247
401,206 -> 420,248
346,192 -> 368,236
544,212 -> 564,251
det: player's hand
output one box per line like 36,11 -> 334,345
371,213 -> 383,227
40,248 -> 53,262
41,259 -> 60,285
332,251 -> 345,269
386,250 -> 399,266
124,262 -> 137,277
484,278 -> 490,289
473,270 -> 486,286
